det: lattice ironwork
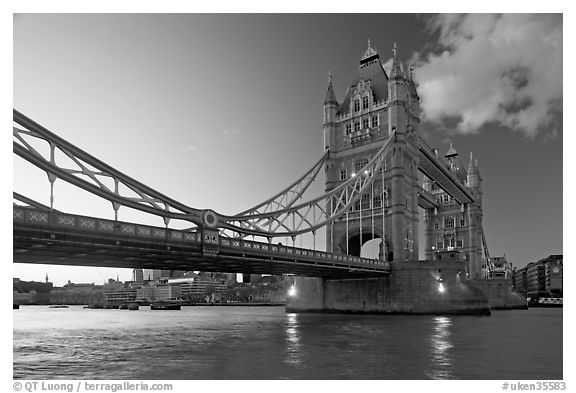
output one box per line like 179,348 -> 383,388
219,133 -> 395,238
13,109 -> 203,225
13,109 -> 396,240
237,151 -> 328,216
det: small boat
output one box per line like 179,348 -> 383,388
49,304 -> 69,308
13,304 -> 19,310
128,303 -> 139,310
529,297 -> 563,308
150,302 -> 181,311
119,304 -> 128,310
88,303 -> 104,309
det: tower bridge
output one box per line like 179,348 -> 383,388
14,41 -> 525,314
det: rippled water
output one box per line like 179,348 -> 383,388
13,306 -> 562,379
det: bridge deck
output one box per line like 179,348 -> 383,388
13,207 -> 390,278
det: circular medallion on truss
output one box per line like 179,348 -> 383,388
203,210 -> 218,228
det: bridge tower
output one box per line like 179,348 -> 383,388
323,41 -> 420,262
422,148 -> 485,279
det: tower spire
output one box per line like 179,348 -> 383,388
324,70 -> 338,105
389,42 -> 404,79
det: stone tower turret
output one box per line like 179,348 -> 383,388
323,71 -> 338,151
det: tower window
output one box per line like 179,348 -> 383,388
355,194 -> 371,211
434,222 -> 439,230
346,123 -> 352,135
354,99 -> 360,112
362,96 -> 369,109
444,217 -> 455,228
371,115 -> 379,127
457,239 -> 463,248
437,241 -> 443,250
354,159 -> 368,173
362,118 -> 369,129
339,170 -> 347,180
354,122 -> 361,132
460,218 -> 466,227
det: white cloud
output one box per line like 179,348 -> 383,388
412,14 -> 562,138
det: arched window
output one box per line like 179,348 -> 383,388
354,99 -> 360,112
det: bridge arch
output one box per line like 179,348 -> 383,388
336,227 -> 391,260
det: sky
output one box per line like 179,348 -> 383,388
11,13 -> 564,287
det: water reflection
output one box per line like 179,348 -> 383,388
284,313 -> 303,367
427,316 -> 454,379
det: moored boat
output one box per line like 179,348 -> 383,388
529,297 -> 563,308
49,304 -> 69,308
150,302 -> 181,310
128,303 -> 139,310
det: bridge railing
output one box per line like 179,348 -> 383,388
220,237 -> 389,270
14,206 -> 391,272
13,206 -> 201,243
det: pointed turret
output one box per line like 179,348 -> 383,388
467,152 -> 481,188
445,142 -> 458,158
445,142 -> 459,171
467,152 -> 475,174
323,71 -> 338,151
324,71 -> 338,106
387,42 -> 408,136
389,42 -> 404,80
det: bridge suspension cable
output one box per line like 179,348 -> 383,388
237,151 -> 328,216
218,132 -> 396,238
13,109 -> 204,226
14,109 -> 395,241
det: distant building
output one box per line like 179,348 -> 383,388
152,270 -> 162,281
512,267 -> 528,297
512,254 -> 562,299
13,290 -> 37,304
136,284 -> 181,302
133,269 -> 144,282
50,282 -> 104,305
168,275 -> 227,301
489,256 -> 513,281
104,287 -> 137,305
13,278 -> 53,305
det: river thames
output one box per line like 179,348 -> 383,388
13,305 -> 562,380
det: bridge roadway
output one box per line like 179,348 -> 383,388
13,206 -> 391,278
